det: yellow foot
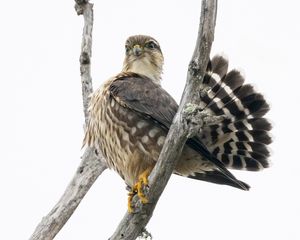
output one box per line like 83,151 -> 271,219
127,168 -> 151,213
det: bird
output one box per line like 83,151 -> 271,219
83,35 -> 272,212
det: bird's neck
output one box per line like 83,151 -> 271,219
122,58 -> 162,85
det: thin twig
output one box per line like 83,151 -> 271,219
29,2 -> 107,239
75,0 -> 94,124
109,0 -> 217,239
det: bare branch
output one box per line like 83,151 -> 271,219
76,1 -> 94,125
109,0 -> 218,239
29,2 -> 107,239
29,149 -> 106,240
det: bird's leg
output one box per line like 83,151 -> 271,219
136,168 -> 150,203
127,167 -> 152,213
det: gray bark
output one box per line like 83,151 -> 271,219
29,149 -> 106,240
29,2 -> 107,240
75,1 -> 94,124
109,0 -> 218,239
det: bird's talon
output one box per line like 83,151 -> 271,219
127,168 -> 151,212
141,175 -> 149,186
140,196 -> 149,204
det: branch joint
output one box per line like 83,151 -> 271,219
74,0 -> 89,15
188,59 -> 201,77
182,103 -> 225,138
182,103 -> 203,138
80,52 -> 90,65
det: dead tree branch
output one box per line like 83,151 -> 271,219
29,2 -> 107,239
109,0 -> 218,239
29,149 -> 106,240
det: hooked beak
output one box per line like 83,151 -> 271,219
132,45 -> 143,56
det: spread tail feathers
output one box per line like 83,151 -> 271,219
198,55 -> 272,172
185,55 -> 272,190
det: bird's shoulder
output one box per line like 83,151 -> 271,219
108,71 -> 178,129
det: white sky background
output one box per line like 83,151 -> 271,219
0,0 -> 299,239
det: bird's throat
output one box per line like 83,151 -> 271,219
123,58 -> 162,85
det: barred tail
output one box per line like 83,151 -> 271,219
199,55 -> 272,171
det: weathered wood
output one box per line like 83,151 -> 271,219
29,2 -> 107,239
29,148 -> 106,240
76,1 -> 94,125
109,0 -> 218,239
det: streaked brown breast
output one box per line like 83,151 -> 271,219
85,80 -> 168,186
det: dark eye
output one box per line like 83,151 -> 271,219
146,41 -> 157,50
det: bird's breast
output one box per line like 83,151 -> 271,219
85,83 -> 167,186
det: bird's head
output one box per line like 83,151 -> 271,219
122,35 -> 164,85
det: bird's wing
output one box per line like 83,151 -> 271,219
110,72 -> 249,190
109,72 -> 177,129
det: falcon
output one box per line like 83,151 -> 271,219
83,35 -> 272,212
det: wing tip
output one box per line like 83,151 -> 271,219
188,171 -> 250,191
